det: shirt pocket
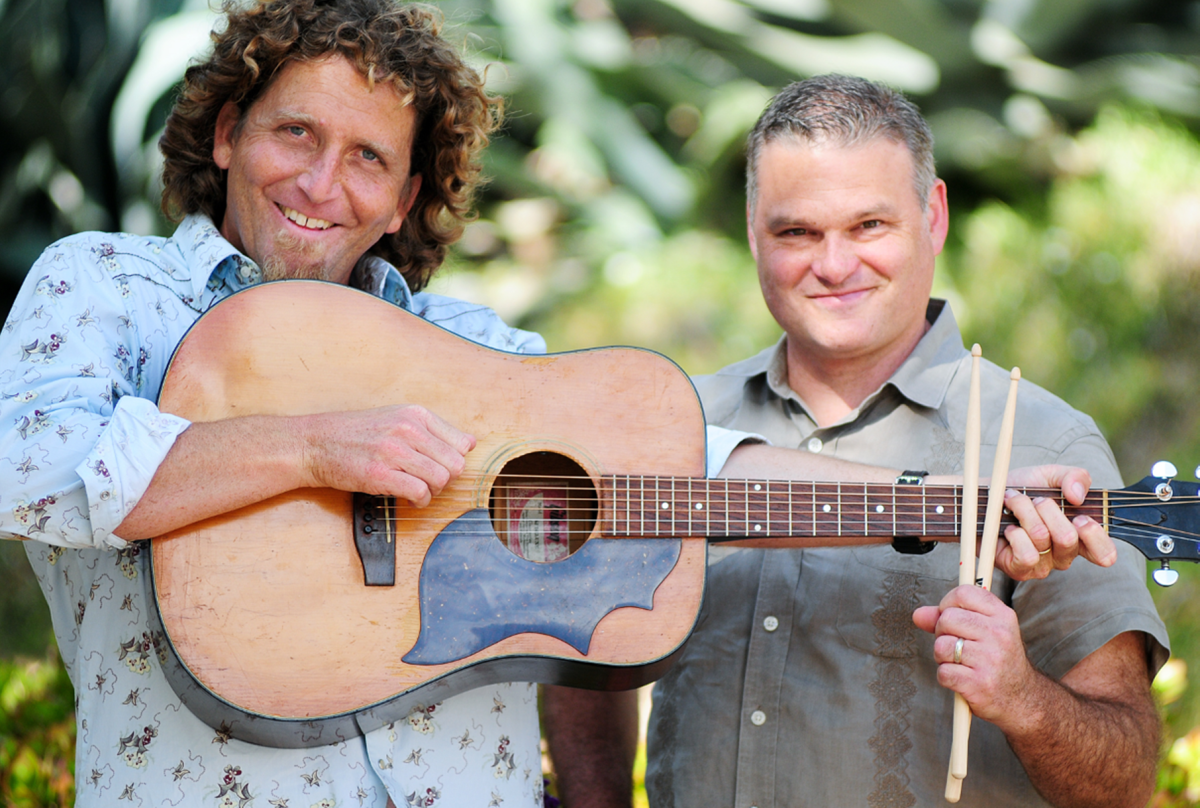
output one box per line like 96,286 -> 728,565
832,544 -> 958,658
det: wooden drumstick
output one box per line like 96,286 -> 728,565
976,367 -> 1020,591
945,346 -> 982,800
946,365 -> 1020,802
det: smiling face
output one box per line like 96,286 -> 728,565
748,136 -> 949,380
212,56 -> 422,285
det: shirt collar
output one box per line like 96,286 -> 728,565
175,213 -> 414,310
759,299 -> 966,423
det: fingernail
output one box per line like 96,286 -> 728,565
1032,496 -> 1046,505
1073,515 -> 1090,527
1005,488 -> 1018,498
1071,482 -> 1085,501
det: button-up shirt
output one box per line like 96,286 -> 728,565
646,300 -> 1169,808
0,215 -> 551,808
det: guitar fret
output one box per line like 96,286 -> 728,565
641,475 -> 646,535
765,478 -> 771,535
922,487 -> 928,535
838,482 -> 843,537
704,479 -> 712,534
744,480 -> 750,536
788,479 -> 793,538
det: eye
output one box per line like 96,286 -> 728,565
861,219 -> 882,229
781,227 -> 808,237
285,124 -> 306,137
361,148 -> 380,163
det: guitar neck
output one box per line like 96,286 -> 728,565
602,478 -> 1107,542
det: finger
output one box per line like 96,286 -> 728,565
913,605 -> 941,634
1073,515 -> 1118,568
1056,466 -> 1091,506
415,406 -> 477,456
938,583 -> 1007,618
387,413 -> 471,482
1004,488 -> 1050,556
934,633 -> 968,666
1030,495 -> 1079,571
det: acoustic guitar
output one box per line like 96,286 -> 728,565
149,280 -> 1200,748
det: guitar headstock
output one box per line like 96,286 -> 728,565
1110,463 -> 1200,586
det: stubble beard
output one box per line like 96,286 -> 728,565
259,231 -> 341,282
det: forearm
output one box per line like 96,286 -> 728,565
989,631 -> 1160,808
1005,671 -> 1159,808
115,415 -> 313,540
720,443 -> 898,482
543,686 -> 637,808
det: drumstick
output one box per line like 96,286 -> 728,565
945,346 -> 981,800
976,367 -> 1020,591
946,365 -> 1020,802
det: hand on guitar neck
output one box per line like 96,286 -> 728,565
721,444 -> 1115,583
115,404 -> 474,541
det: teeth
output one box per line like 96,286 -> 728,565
280,205 -> 333,230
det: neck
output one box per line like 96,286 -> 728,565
601,477 -> 1102,548
783,323 -> 927,427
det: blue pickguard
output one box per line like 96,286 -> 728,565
403,508 -> 681,664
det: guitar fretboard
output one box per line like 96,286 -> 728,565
604,478 -> 1087,539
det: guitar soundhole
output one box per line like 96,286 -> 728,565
489,452 -> 597,563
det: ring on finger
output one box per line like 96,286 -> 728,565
953,637 -> 965,665
1038,547 -> 1052,555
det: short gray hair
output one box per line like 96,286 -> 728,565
746,74 -> 937,213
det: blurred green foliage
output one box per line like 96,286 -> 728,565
5,0 -> 1200,804
0,652 -> 75,808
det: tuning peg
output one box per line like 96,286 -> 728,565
1152,461 -> 1178,480
1151,461 -> 1178,501
1194,464 -> 1200,480
1154,561 -> 1180,587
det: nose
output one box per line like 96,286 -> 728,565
296,148 -> 341,203
811,233 -> 859,286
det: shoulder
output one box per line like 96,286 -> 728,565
408,292 -> 546,355
691,345 -> 776,427
973,357 -> 1113,466
29,230 -> 180,285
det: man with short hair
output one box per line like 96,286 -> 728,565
546,75 -> 1168,808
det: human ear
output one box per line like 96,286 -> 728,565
212,102 -> 242,169
386,173 -> 423,234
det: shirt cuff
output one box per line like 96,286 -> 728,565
76,396 -> 191,548
705,425 -> 768,478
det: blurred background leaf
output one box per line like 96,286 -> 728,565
4,0 -> 1200,803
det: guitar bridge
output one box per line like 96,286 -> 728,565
353,493 -> 396,586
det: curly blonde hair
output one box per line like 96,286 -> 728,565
160,0 -> 500,291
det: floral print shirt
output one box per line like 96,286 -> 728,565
0,215 -> 548,808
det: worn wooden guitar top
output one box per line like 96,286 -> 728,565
151,280 -> 708,747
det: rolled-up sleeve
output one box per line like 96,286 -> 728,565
0,240 -> 190,549
75,397 -> 190,547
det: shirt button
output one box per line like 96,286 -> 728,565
806,437 -> 823,453
750,710 -> 767,726
763,616 -> 779,632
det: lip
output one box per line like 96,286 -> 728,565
809,288 -> 873,307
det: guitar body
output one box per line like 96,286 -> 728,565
150,281 -> 708,747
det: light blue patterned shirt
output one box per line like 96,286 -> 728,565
0,215 -> 550,808
0,214 -> 753,808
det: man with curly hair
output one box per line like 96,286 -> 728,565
0,1 -> 551,805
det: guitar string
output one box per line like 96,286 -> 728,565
358,500 -> 1200,543
350,475 -> 1200,543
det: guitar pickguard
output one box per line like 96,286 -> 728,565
404,509 -> 682,664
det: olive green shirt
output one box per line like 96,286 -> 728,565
646,300 -> 1168,808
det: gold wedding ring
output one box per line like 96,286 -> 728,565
953,637 -> 965,665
